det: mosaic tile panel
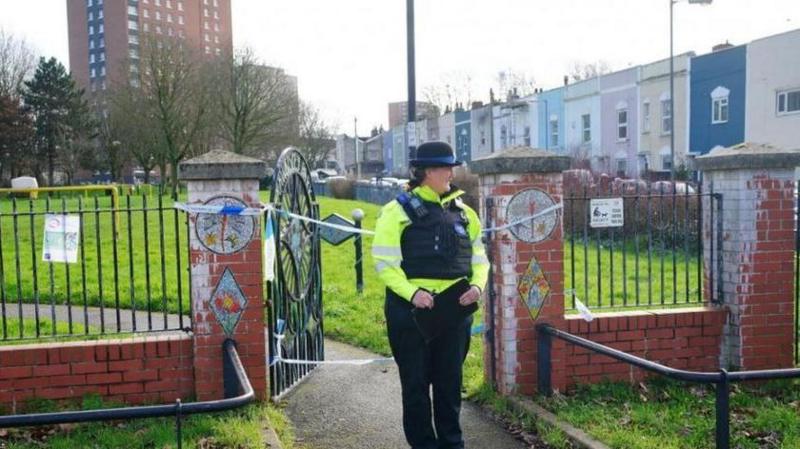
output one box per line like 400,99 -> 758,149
517,256 -> 551,321
209,267 -> 248,336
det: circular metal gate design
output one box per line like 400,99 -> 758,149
268,147 -> 324,398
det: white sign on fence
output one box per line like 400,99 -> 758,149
589,198 -> 624,228
42,214 -> 80,263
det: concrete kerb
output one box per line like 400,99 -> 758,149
263,426 -> 284,449
507,397 -> 611,449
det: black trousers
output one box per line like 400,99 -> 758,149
385,289 -> 472,449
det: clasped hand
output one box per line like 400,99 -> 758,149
411,286 -> 480,309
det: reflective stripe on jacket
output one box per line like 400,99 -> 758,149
372,185 -> 490,301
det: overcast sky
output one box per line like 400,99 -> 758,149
1,1 -> 798,132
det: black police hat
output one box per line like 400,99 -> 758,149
410,141 -> 463,168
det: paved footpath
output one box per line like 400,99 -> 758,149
283,339 -> 528,449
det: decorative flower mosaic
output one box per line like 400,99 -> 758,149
195,196 -> 255,254
517,256 -> 551,321
209,267 -> 248,336
506,188 -> 557,243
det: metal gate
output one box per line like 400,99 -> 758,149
267,148 -> 324,398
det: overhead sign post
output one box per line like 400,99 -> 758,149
589,198 -> 624,228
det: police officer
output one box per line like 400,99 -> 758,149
372,141 -> 490,449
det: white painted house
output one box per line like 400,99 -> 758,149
564,77 -> 602,170
745,29 -> 800,151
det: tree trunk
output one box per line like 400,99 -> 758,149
47,146 -> 54,186
170,162 -> 179,198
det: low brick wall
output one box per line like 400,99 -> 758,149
564,307 -> 726,388
0,334 -> 194,413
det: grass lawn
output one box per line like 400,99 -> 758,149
0,395 -> 299,449
0,318 -> 88,345
0,192 -> 190,323
537,377 -> 800,449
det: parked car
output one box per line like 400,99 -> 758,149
320,175 -> 347,184
311,169 -> 338,182
651,180 -> 696,194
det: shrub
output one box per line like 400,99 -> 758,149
328,178 -> 354,199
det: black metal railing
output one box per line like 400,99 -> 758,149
563,183 -> 722,311
0,190 -> 191,342
537,324 -> 800,449
0,339 -> 253,449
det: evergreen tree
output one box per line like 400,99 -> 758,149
22,57 -> 90,185
0,94 -> 34,182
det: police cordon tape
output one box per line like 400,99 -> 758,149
173,202 -> 562,236
269,320 -> 489,367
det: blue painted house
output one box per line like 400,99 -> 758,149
689,45 -> 747,155
537,87 -> 565,153
454,110 -> 471,163
383,129 -> 393,174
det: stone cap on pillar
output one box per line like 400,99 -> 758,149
178,149 -> 267,180
695,142 -> 800,171
469,146 -> 571,175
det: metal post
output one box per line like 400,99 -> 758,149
175,399 -> 183,449
715,369 -> 730,449
352,208 -> 364,294
537,324 -> 553,396
223,339 -> 238,399
485,197 -> 497,388
406,0 -> 416,162
669,0 -> 675,181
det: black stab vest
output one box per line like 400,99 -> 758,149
399,196 -> 472,280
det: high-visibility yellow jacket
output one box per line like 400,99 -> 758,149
371,185 -> 490,301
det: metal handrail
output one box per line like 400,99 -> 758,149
536,323 -> 800,449
0,339 -> 253,429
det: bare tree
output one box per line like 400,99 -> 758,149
0,29 -> 36,99
568,60 -> 612,83
295,101 -> 336,169
211,48 -> 297,160
56,92 -> 96,185
495,69 -> 537,100
105,89 -> 162,184
138,35 -> 212,195
422,71 -> 475,113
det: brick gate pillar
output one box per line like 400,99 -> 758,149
696,143 -> 800,370
471,147 -> 571,395
178,150 -> 268,400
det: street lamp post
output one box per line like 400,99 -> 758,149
406,0 -> 417,163
670,0 -> 712,181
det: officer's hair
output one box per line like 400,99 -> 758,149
407,167 -> 427,190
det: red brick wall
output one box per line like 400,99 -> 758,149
0,335 -> 193,413
564,308 -> 726,388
